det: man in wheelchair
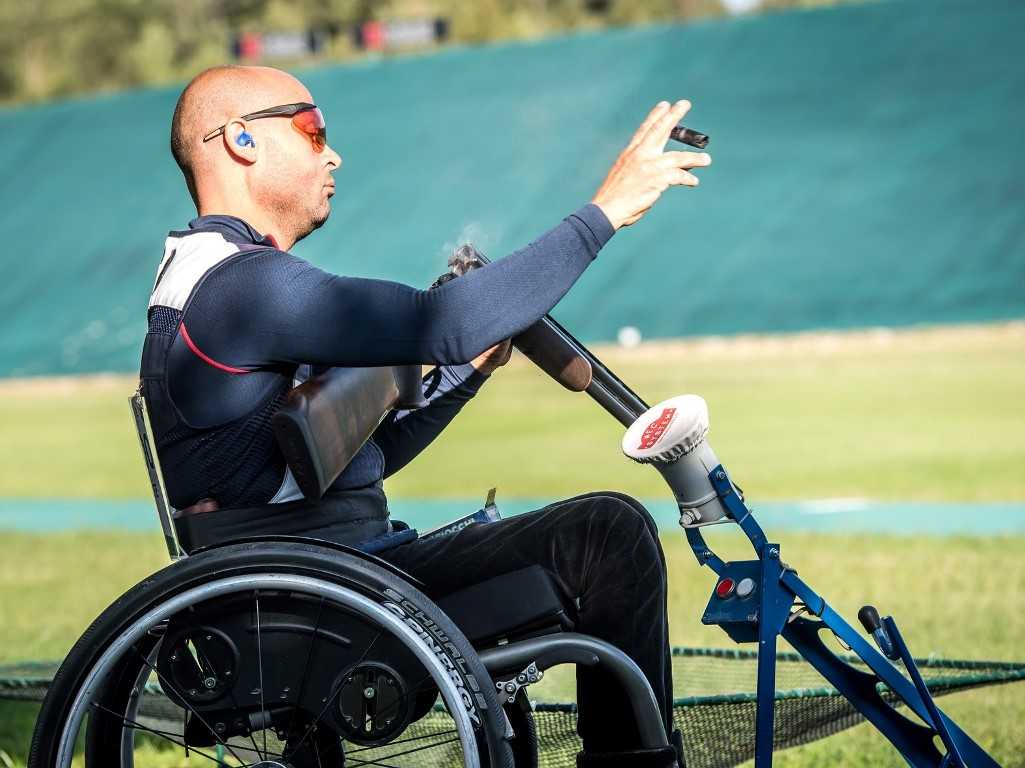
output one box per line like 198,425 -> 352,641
142,65 -> 711,767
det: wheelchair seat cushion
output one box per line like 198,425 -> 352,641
437,565 -> 574,646
174,483 -> 393,554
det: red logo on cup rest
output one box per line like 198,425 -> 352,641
639,407 -> 676,450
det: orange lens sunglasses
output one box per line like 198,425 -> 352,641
202,102 -> 326,153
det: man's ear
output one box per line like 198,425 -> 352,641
224,118 -> 258,164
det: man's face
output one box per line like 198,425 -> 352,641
247,87 -> 341,242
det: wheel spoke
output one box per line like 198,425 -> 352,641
345,728 -> 457,754
345,757 -> 402,768
314,732 -> 324,768
130,644 -> 250,766
255,593 -> 268,760
222,669 -> 268,759
347,735 -> 462,767
89,700 -> 239,767
285,628 -> 383,760
284,596 -> 326,742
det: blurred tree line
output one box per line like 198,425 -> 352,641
0,0 -> 849,105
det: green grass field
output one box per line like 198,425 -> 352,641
1,323 -> 1024,765
1,323 -> 1023,502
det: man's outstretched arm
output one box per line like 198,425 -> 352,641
187,204 -> 613,372
185,99 -> 710,372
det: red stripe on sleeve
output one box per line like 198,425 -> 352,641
179,322 -> 251,375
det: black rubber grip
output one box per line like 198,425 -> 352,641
858,605 -> 882,634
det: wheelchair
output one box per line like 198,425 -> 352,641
29,301 -> 1002,767
28,326 -> 673,767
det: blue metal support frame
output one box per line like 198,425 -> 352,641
685,463 -> 999,767
885,616 -> 968,767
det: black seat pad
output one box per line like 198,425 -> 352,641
437,565 -> 574,646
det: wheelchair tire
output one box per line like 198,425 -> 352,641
29,540 -> 515,768
504,692 -> 539,768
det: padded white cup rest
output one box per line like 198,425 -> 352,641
622,394 -> 709,464
622,395 -> 732,528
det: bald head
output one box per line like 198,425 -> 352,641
170,65 -> 313,204
168,65 -> 340,249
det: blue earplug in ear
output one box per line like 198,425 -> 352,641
236,131 -> 255,148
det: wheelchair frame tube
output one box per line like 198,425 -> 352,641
478,633 -> 669,750
129,390 -> 183,560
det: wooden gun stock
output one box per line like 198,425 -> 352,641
273,364 -> 424,501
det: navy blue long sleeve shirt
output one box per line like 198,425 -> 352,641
140,204 -> 615,510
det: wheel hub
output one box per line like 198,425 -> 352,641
336,661 -> 410,745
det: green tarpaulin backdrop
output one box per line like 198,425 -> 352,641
1,0 -> 1022,377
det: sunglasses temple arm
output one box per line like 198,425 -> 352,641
202,127 -> 226,143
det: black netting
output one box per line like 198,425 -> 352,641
5,649 -> 1022,766
146,305 -> 181,335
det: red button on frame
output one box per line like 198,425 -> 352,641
715,578 -> 735,598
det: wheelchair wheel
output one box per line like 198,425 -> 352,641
29,541 -> 514,768
503,693 -> 538,768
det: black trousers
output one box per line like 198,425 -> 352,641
381,492 -> 674,754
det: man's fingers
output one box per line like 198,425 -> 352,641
643,99 -> 692,150
626,101 -> 671,152
660,151 -> 712,169
666,168 -> 700,187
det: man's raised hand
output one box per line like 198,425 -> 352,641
591,100 -> 712,231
